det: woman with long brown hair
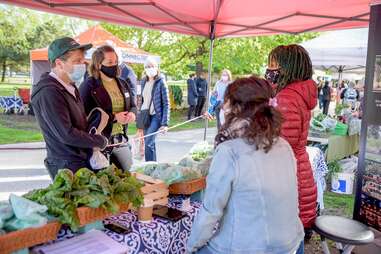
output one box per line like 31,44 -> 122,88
187,76 -> 304,254
80,45 -> 137,171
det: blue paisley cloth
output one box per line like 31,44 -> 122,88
54,197 -> 201,254
0,96 -> 23,112
307,146 -> 329,210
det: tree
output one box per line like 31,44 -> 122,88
102,23 -> 316,80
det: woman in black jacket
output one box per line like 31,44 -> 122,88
80,45 -> 137,171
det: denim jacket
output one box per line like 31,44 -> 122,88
187,138 -> 304,254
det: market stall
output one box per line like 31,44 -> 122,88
30,25 -> 160,86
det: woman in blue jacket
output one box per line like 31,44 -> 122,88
138,57 -> 170,161
80,45 -> 137,171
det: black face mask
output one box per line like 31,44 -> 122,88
101,65 -> 118,78
265,68 -> 280,84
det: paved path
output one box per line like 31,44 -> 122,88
0,128 -> 217,201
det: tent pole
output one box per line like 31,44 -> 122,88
336,65 -> 343,104
204,22 -> 216,141
203,38 -> 215,141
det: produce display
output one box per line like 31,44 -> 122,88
23,165 -> 143,231
132,142 -> 214,185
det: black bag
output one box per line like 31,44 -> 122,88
137,85 -> 154,129
136,109 -> 152,129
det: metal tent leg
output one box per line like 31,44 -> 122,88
203,38 -> 215,141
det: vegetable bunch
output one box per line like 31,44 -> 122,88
23,165 -> 143,231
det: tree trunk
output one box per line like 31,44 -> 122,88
1,59 -> 6,82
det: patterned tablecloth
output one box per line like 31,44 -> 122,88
0,96 -> 23,112
54,197 -> 201,254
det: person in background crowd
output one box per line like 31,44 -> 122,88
195,72 -> 208,116
31,37 -> 107,179
209,69 -> 232,129
341,81 -> 360,110
187,73 -> 198,120
317,79 -> 325,110
120,62 -> 138,98
322,80 -> 332,115
187,76 -> 304,254
138,57 -> 170,161
266,44 -> 317,254
80,45 -> 137,171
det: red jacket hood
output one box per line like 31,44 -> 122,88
283,80 -> 318,110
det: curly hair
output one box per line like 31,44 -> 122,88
268,44 -> 313,94
215,76 -> 283,153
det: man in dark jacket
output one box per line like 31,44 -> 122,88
31,37 -> 107,179
322,81 -> 332,115
195,72 -> 208,116
187,73 -> 198,120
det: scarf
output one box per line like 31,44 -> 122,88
215,118 -> 250,147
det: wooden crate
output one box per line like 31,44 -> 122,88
132,172 -> 169,206
0,221 -> 61,254
169,177 -> 206,195
77,203 -> 130,227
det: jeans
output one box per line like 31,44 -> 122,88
322,100 -> 330,115
195,96 -> 206,116
318,95 -> 324,109
143,114 -> 161,161
44,158 -> 89,179
296,240 -> 304,254
188,105 -> 197,120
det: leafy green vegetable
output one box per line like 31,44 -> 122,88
23,165 -> 143,231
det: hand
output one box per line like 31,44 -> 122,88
125,112 -> 136,123
159,126 -> 169,134
114,112 -> 129,124
203,112 -> 214,120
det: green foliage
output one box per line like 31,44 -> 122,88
169,85 -> 183,106
327,160 -> 342,181
23,165 -> 144,231
335,103 -> 350,116
101,23 -> 317,79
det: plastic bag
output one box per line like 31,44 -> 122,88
0,201 -> 13,229
190,141 -> 214,162
4,194 -> 48,231
178,156 -> 212,176
348,117 -> 361,136
321,117 -> 337,131
89,149 -> 109,170
150,165 -> 202,185
338,156 -> 358,173
131,134 -> 145,160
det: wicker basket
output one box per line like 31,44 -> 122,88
77,202 -> 130,227
0,221 -> 61,254
169,177 -> 207,195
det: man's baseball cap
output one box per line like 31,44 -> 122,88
48,37 -> 92,63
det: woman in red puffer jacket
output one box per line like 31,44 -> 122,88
265,44 -> 318,254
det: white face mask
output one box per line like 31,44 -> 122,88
67,64 -> 86,83
145,67 -> 158,78
221,75 -> 229,82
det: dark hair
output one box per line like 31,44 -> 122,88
324,80 -> 330,87
216,76 -> 283,152
268,44 -> 312,93
88,45 -> 120,79
189,73 -> 195,78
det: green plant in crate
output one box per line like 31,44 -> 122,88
327,160 -> 342,187
169,85 -> 183,106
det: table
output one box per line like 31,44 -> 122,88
53,197 -> 201,254
308,132 -> 360,162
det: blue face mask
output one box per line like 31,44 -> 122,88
68,64 -> 86,83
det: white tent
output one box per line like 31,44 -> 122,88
301,28 -> 368,75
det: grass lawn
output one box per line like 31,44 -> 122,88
0,124 -> 43,144
323,191 -> 355,218
0,83 -> 31,96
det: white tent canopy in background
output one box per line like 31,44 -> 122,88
301,28 -> 368,73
